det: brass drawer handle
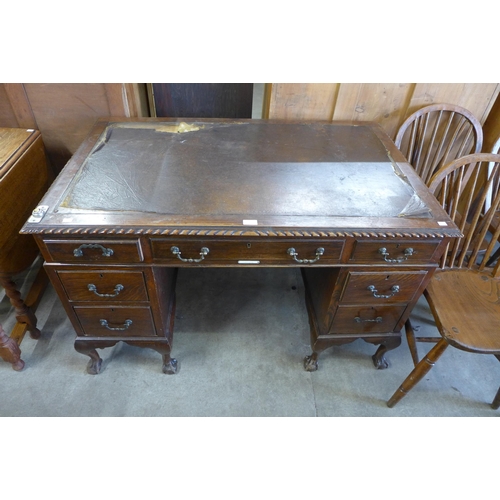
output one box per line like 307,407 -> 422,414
287,247 -> 324,264
354,316 -> 382,323
367,285 -> 400,299
74,243 -> 114,258
88,283 -> 124,298
378,247 -> 414,263
99,319 -> 132,331
170,246 -> 209,263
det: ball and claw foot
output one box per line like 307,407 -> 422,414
304,354 -> 318,372
162,357 -> 179,374
372,353 -> 389,369
86,357 -> 102,375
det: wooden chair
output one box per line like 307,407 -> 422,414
388,153 -> 500,409
397,104 -> 484,367
394,103 -> 483,186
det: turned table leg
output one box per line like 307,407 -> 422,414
0,323 -> 25,371
0,275 -> 41,339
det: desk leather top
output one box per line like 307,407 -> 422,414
21,119 -> 460,238
62,121 -> 427,217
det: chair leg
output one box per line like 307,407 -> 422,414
405,318 -> 420,366
387,337 -> 448,408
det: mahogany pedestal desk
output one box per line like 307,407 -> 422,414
0,128 -> 50,370
21,119 -> 460,375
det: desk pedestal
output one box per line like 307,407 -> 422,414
37,234 -> 447,374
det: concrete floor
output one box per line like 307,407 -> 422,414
1,257 -> 498,417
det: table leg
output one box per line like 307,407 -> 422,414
124,340 -> 179,374
0,275 -> 41,339
371,336 -> 402,369
304,352 -> 322,371
158,349 -> 179,374
0,323 -> 25,371
74,339 -> 104,375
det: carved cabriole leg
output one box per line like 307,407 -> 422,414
148,343 -> 178,374
387,337 -> 449,408
302,282 -> 328,372
303,337 -> 332,372
303,351 -> 319,372
371,336 -> 402,369
74,339 -> 103,375
0,275 -> 41,340
120,338 -> 178,374
0,323 -> 25,371
161,292 -> 178,374
161,353 -> 178,374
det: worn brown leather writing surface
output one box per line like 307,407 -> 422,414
60,121 -> 430,219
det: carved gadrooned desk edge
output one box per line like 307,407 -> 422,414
20,225 -> 463,239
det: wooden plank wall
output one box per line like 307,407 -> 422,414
2,83 -> 499,173
266,83 -> 500,146
0,83 -> 149,173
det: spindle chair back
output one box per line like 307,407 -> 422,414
395,103 -> 483,186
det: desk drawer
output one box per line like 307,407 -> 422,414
329,305 -> 406,334
151,238 -> 344,265
57,270 -> 149,302
74,306 -> 156,337
340,270 -> 427,304
43,239 -> 144,263
349,240 -> 441,265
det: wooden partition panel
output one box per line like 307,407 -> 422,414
265,83 -> 340,120
267,83 -> 500,141
0,83 -> 149,173
2,83 -> 499,173
332,83 -> 415,136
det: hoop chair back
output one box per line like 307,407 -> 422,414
428,153 -> 500,274
395,103 -> 483,186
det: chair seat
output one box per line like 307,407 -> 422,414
425,269 -> 500,354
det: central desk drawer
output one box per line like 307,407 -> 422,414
151,238 -> 344,265
74,306 -> 156,337
57,270 -> 149,302
43,239 -> 144,263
